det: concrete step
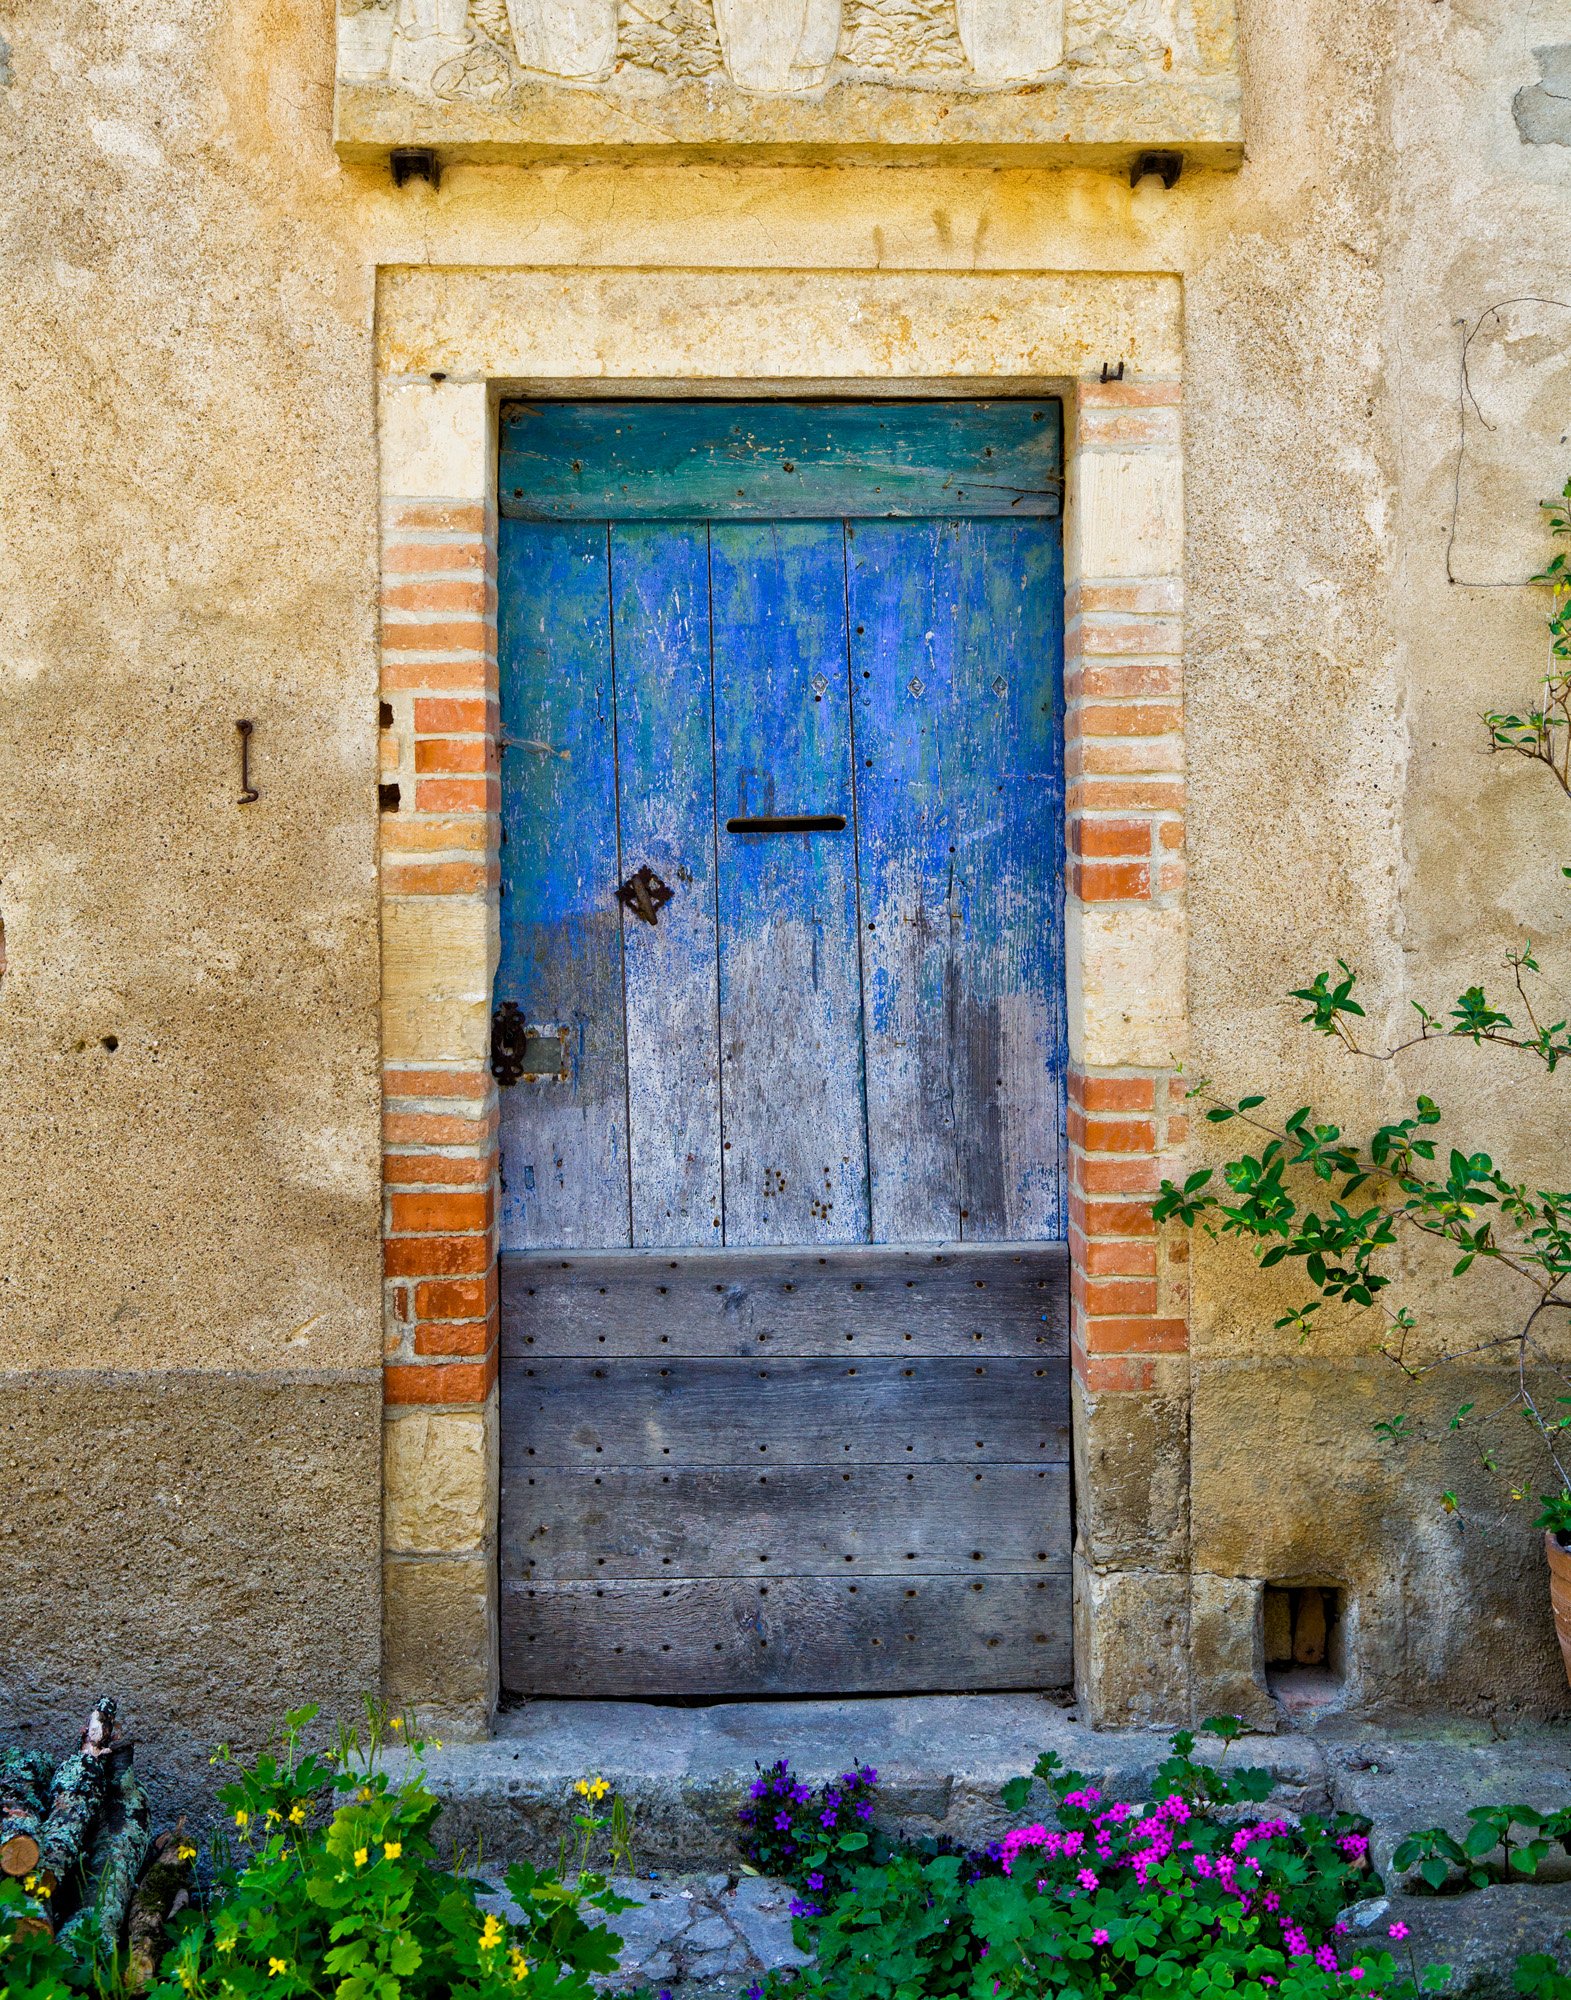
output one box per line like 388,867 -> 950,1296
416,1693 -> 1329,1870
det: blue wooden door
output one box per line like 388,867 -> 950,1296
495,402 -> 1069,1697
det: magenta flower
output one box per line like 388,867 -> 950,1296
1315,1945 -> 1338,1973
1077,1868 -> 1099,1892
1092,1929 -> 1110,1945
1388,1922 -> 1408,1941
1349,1971 -> 1366,1982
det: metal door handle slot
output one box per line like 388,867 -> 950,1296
726,815 -> 847,834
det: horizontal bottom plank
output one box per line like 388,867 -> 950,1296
501,1574 -> 1072,1698
501,1463 -> 1070,1579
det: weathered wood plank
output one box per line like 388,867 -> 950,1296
500,401 -> 1064,522
500,1243 -> 1068,1355
500,1356 -> 1070,1465
849,517 -> 1067,1243
610,523 -> 725,1248
497,519 -> 631,1250
501,1574 -> 1073,1697
710,521 -> 870,1246
501,1462 -> 1071,1578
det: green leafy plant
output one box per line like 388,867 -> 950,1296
1155,475 -> 1571,1529
1393,1806 -> 1558,1894
0,1703 -> 633,2000
751,1719 -> 1450,2000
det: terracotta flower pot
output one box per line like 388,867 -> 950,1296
505,0 -> 618,78
955,0 -> 1064,83
713,0 -> 841,92
1545,1531 -> 1571,1685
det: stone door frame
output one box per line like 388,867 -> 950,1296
374,265 -> 1190,1733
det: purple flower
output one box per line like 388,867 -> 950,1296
745,1986 -> 763,2000
820,1810 -> 838,1829
792,1785 -> 811,1805
807,1872 -> 824,1890
774,1812 -> 792,1831
749,1779 -> 769,1799
788,1898 -> 820,1920
861,1766 -> 878,1784
857,1801 -> 873,1820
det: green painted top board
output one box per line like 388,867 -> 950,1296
499,400 -> 1063,521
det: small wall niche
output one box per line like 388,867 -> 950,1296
1264,1583 -> 1346,1714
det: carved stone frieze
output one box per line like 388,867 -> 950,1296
335,0 -> 1243,164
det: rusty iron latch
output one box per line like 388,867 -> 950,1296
491,1004 -> 569,1086
616,864 -> 673,927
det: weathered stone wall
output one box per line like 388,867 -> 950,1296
2,0 -> 1569,1762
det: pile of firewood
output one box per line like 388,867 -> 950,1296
1,1699 -> 192,1989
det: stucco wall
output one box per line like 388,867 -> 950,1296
2,0 -> 1569,1761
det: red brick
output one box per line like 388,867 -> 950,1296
1078,703 -> 1184,738
1073,1351 -> 1157,1394
1070,581 -> 1183,617
1074,1157 -> 1162,1196
415,1269 -> 500,1320
1070,779 -> 1186,814
1070,1112 -> 1157,1153
1158,860 -> 1186,895
381,659 -> 498,693
383,1066 -> 492,1100
1074,662 -> 1182,701
1075,618 -> 1182,659
414,1318 -> 494,1357
415,776 -> 500,814
384,1234 -> 491,1279
390,1188 -> 494,1234
384,1352 -> 498,1405
414,697 -> 497,734
414,736 -> 494,775
383,540 -> 486,576
380,818 -> 492,853
384,1152 -> 496,1187
1072,1270 -> 1159,1315
1076,1315 -> 1188,1355
1071,740 -> 1181,778
1074,859 -> 1150,901
383,577 -> 491,616
1165,1115 -> 1190,1147
1077,1199 -> 1158,1239
382,617 -> 493,653
384,859 -> 495,895
1083,1238 -> 1158,1277
384,1109 -> 498,1146
1072,818 -> 1151,859
1159,819 -> 1185,850
385,502 -> 487,535
1078,378 -> 1182,408
1069,1074 -> 1157,1112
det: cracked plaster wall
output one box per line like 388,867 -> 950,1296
1,0 -> 1570,1763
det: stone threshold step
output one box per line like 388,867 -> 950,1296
416,1693 -> 1330,1869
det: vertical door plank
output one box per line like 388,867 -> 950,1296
710,522 -> 870,1247
496,519 -> 631,1250
850,518 -> 1066,1243
610,523 -> 724,1248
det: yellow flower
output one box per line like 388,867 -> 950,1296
383,1840 -> 402,1860
265,1808 -> 282,1825
268,1957 -> 289,1977
510,1950 -> 530,1981
391,1716 -> 403,1732
217,1934 -> 237,1955
480,1914 -> 505,1952
177,1842 -> 198,1863
574,1776 -> 610,1802
288,1805 -> 306,1827
357,1786 -> 372,1803
354,1847 -> 369,1868
234,1810 -> 250,1830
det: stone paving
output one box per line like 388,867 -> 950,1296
480,1871 -> 811,1999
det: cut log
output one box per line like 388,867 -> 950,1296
124,1832 -> 193,1995
56,1762 -> 152,1964
36,1749 -> 114,1894
0,1746 -> 53,1877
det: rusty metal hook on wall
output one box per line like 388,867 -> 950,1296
236,720 -> 259,804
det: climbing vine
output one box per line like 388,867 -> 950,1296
1156,477 -> 1571,1527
